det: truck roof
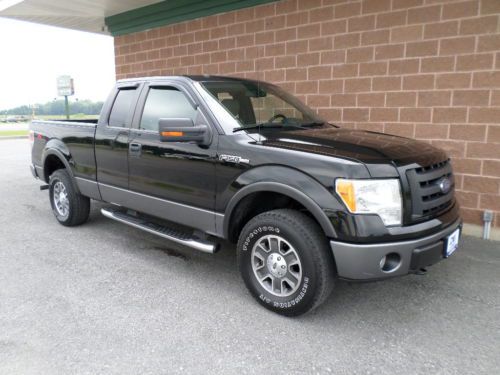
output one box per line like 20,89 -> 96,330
116,75 -> 260,85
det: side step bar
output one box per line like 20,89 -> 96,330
101,208 -> 218,254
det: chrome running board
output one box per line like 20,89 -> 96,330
101,208 -> 218,254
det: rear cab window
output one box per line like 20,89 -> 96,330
108,88 -> 137,128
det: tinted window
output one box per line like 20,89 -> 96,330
108,88 -> 136,127
140,87 -> 197,131
201,81 -> 323,128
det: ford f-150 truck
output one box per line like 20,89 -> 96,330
30,75 -> 461,316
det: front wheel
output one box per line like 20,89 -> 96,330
237,209 -> 335,316
49,169 -> 90,226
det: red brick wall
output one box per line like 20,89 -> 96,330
115,0 -> 500,227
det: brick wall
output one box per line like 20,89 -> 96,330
114,0 -> 500,228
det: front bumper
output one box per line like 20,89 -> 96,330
330,217 -> 462,281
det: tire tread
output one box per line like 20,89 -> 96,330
237,208 -> 335,316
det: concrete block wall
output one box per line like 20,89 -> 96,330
114,0 -> 500,228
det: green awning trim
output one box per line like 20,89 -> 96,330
106,0 -> 278,36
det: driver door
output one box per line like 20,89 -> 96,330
127,82 -> 218,233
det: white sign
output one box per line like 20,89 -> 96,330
57,75 -> 74,96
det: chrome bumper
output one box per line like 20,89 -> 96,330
330,218 -> 462,280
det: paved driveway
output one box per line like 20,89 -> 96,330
1,138 -> 499,374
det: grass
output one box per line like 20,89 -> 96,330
0,130 -> 29,137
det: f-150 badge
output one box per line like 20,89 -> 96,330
219,154 -> 250,164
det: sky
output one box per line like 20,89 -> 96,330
0,18 -> 116,110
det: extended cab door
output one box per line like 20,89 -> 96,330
95,83 -> 141,190
127,81 -> 218,232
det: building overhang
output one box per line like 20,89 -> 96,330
0,0 -> 277,36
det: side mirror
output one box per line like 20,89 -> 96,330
159,118 -> 211,145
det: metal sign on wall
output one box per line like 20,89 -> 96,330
57,75 -> 74,96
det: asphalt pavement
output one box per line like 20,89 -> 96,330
1,138 -> 499,375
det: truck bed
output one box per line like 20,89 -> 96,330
30,119 -> 98,182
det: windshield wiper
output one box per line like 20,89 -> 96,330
301,121 -> 340,128
233,123 -> 304,133
300,121 -> 325,127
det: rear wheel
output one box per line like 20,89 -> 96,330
49,169 -> 90,226
237,209 -> 335,316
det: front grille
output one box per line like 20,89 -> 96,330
405,159 -> 454,222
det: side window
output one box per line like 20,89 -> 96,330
108,88 -> 136,127
140,87 -> 197,131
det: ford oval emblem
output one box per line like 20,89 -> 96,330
438,177 -> 452,194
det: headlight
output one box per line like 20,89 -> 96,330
335,178 -> 402,226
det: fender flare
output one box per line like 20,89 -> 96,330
41,147 -> 80,193
223,181 -> 337,239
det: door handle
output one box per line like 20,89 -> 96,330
111,130 -> 129,149
130,143 -> 141,150
129,142 -> 142,156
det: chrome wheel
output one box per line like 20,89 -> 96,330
53,181 -> 69,218
251,235 -> 302,297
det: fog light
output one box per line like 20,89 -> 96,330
380,253 -> 401,273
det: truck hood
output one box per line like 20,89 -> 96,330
255,127 -> 447,168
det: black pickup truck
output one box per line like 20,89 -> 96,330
30,75 -> 461,316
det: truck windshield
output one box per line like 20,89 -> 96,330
200,80 -> 327,131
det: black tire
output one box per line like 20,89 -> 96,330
49,169 -> 90,226
237,209 -> 335,316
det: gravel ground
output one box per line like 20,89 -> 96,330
1,138 -> 499,375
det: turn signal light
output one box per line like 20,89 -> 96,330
161,131 -> 184,137
335,180 -> 356,212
